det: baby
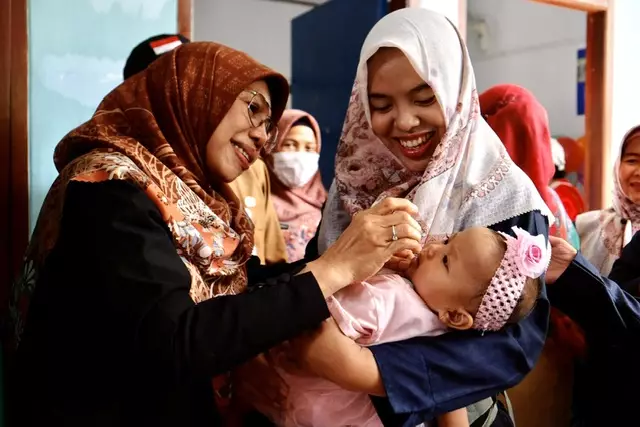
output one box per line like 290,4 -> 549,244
247,226 -> 549,427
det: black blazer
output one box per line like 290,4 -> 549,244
548,231 -> 640,426
11,180 -> 330,427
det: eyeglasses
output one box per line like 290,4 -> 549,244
242,90 -> 278,153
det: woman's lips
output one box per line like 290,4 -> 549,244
394,131 -> 436,160
232,143 -> 251,170
231,140 -> 259,170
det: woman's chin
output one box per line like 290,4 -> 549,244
207,161 -> 243,183
226,167 -> 246,183
627,193 -> 640,205
394,155 -> 430,173
404,159 -> 430,173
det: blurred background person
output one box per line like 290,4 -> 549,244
577,125 -> 640,275
550,137 -> 586,223
266,110 -> 326,262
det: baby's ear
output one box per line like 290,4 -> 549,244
439,309 -> 474,330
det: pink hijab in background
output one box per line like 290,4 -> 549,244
266,109 -> 327,262
478,84 -> 580,249
577,125 -> 640,275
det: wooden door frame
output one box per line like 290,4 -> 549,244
0,0 -> 12,310
0,0 -> 28,316
533,0 -> 613,211
178,0 -> 193,40
0,0 -> 194,315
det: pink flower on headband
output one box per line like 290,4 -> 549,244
473,226 -> 550,332
512,227 -> 549,279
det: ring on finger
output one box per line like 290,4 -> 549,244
391,224 -> 398,241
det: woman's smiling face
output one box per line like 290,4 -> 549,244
367,47 -> 446,173
619,134 -> 640,203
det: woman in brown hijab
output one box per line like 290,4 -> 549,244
266,109 -> 327,262
9,42 -> 422,427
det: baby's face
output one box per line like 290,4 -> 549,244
407,227 -> 503,328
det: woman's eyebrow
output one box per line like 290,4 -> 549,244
410,83 -> 432,94
369,83 -> 432,99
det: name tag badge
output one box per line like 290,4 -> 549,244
244,196 -> 256,220
280,223 -> 290,230
244,196 -> 257,208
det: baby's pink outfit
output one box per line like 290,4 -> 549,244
256,271 -> 447,427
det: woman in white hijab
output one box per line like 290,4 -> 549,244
286,8 -> 553,427
577,125 -> 640,275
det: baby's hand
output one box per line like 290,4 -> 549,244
384,249 -> 417,273
404,254 -> 420,278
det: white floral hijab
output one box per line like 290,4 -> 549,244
577,125 -> 640,275
318,8 -> 552,253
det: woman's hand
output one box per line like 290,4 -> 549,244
546,236 -> 578,284
305,198 -> 423,296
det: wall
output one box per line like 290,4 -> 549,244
610,1 -> 640,160
193,0 -> 311,85
193,0 -> 460,84
466,0 -> 586,139
290,0 -> 387,187
409,0 -> 460,27
28,0 -> 178,231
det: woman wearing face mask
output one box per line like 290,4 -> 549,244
266,110 -> 327,262
576,125 -> 640,275
279,9 -> 552,427
7,42 -> 423,427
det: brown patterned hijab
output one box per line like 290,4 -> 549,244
10,42 -> 289,347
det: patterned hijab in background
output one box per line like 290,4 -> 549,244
577,125 -> 640,275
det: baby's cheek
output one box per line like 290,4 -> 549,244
412,277 -> 431,302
